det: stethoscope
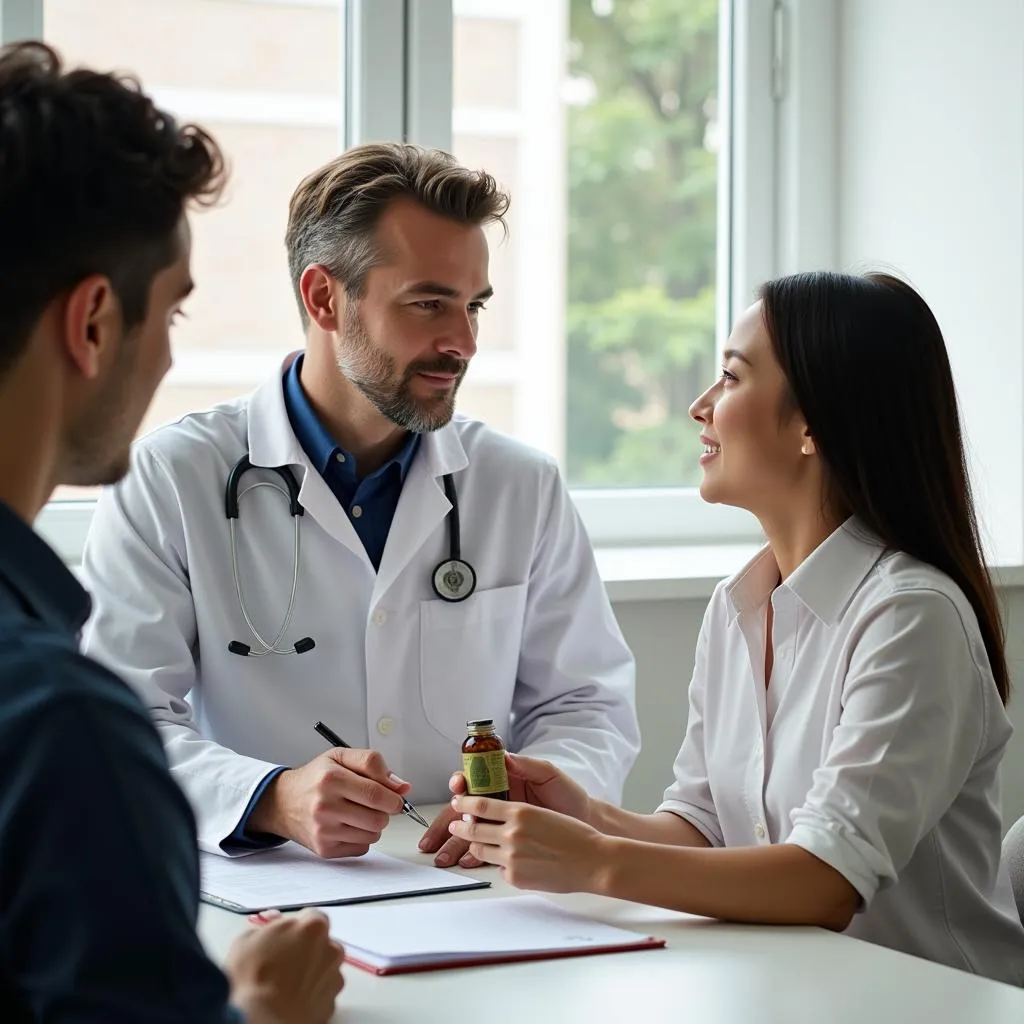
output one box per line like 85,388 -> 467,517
224,455 -> 477,657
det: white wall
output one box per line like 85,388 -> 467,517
615,590 -> 1024,834
836,0 -> 1024,566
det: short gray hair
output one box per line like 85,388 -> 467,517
285,142 -> 510,327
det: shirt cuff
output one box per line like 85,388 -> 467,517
655,800 -> 724,847
786,820 -> 893,909
220,767 -> 289,854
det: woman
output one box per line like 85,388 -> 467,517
449,271 -> 1024,985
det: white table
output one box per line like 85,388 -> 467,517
198,806 -> 1024,1023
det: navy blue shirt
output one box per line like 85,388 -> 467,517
0,501 -> 240,1022
283,354 -> 419,571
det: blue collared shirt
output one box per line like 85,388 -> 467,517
0,501 -> 239,1022
283,353 -> 420,572
227,355 -> 421,850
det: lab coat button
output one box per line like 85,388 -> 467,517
372,608 -> 388,626
377,717 -> 394,736
754,822 -> 766,839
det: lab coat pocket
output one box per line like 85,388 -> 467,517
419,582 -> 528,743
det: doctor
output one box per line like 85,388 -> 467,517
81,141 -> 640,868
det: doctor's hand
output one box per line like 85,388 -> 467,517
247,749 -> 411,859
448,796 -> 609,894
418,804 -> 482,869
226,907 -> 344,1024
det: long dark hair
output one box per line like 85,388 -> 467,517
758,271 -> 1009,705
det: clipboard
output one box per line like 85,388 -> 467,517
199,879 -> 490,915
198,844 -> 491,914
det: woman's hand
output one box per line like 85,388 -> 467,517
447,794 -> 610,894
430,755 -> 596,871
450,753 -> 595,823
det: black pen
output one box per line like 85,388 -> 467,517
313,720 -> 430,828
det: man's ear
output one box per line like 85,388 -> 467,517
62,275 -> 121,381
299,264 -> 342,333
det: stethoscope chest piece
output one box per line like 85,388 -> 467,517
432,558 -> 477,602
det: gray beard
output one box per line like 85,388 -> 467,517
349,366 -> 465,433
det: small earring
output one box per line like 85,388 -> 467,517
801,442 -> 813,456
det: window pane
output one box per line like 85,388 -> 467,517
452,0 -> 721,487
44,0 -> 343,498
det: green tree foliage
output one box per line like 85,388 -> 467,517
566,0 -> 719,486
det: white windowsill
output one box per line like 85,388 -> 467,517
37,503 -> 1024,605
596,544 -> 1024,604
595,542 -> 762,603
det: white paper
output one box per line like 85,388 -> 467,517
323,895 -> 657,968
199,843 -> 487,911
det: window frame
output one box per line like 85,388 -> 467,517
15,0 -> 779,559
0,0 -> 41,40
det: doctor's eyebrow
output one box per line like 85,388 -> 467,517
404,281 -> 494,302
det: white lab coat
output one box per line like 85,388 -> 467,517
80,355 -> 640,854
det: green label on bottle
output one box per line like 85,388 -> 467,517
462,750 -> 509,794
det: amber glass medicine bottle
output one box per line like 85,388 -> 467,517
461,720 -> 509,800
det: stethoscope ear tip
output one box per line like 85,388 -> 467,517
229,637 -> 315,656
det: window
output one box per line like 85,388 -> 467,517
453,0 -> 722,489
41,0 -> 345,501
15,2 -> 1021,569
449,0 -> 763,544
10,0 -> 772,558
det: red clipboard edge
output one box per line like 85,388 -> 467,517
344,935 -> 666,976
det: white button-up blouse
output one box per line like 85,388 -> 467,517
659,519 -> 1024,985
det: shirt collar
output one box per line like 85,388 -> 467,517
726,518 -> 886,626
725,546 -> 781,623
0,500 -> 91,635
384,429 -> 421,483
283,353 -> 420,482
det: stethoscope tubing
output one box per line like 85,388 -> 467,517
223,455 -> 476,656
